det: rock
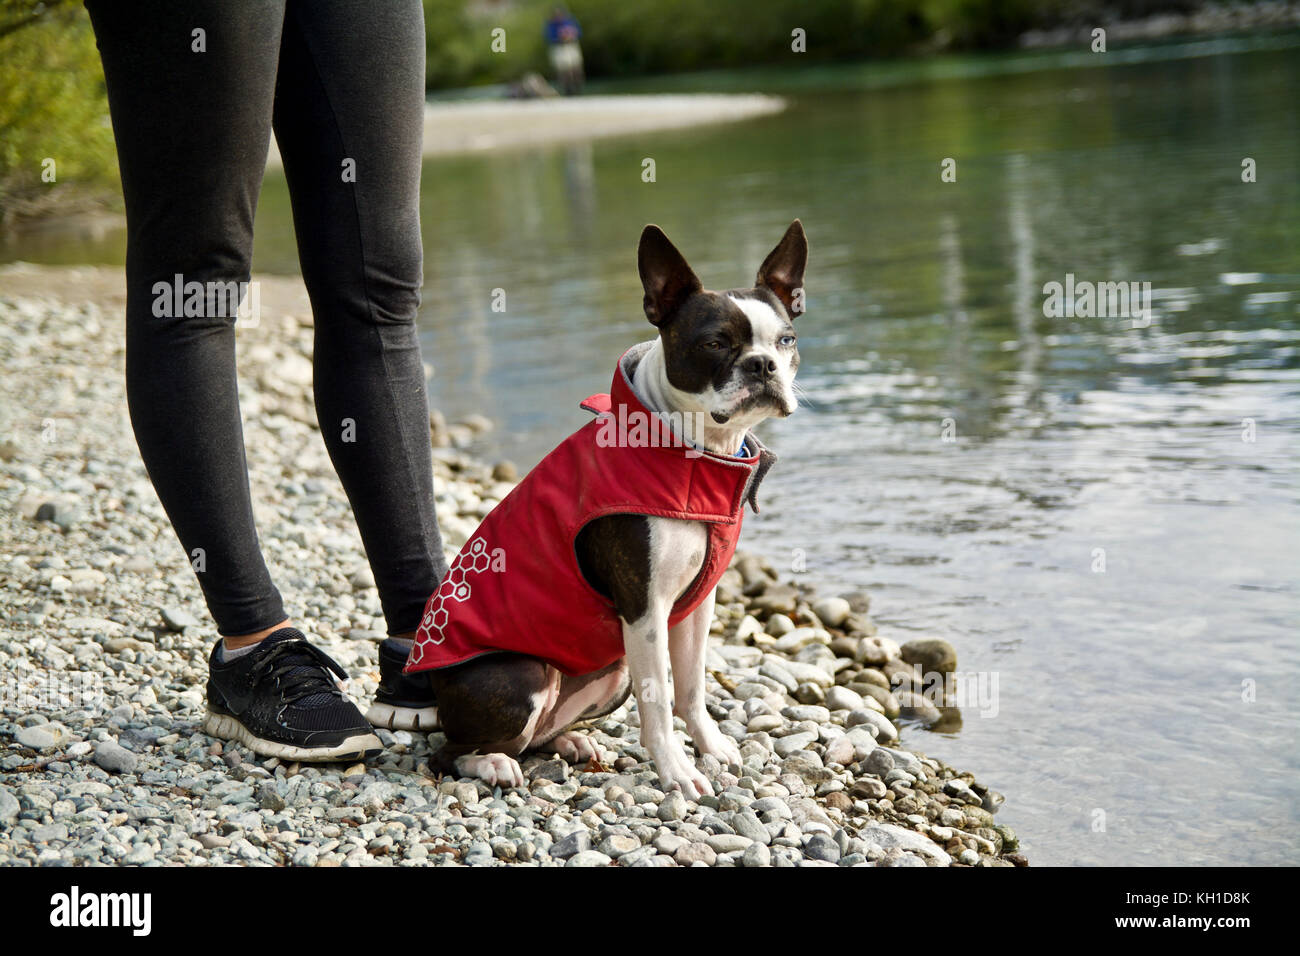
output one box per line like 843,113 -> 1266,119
959,848 -> 980,865
823,735 -> 856,767
993,824 -> 1019,851
879,747 -> 923,777
773,731 -> 817,758
803,833 -> 840,863
758,661 -> 798,693
566,850 -> 613,867
811,597 -> 851,628
653,832 -> 688,856
741,841 -> 771,867
597,834 -> 640,857
746,714 -> 782,733
657,790 -> 688,822
732,614 -> 764,643
704,833 -> 752,854
161,606 -> 200,632
0,787 -> 19,826
93,740 -> 139,775
846,708 -> 897,744
491,460 -> 518,482
674,841 -> 717,866
794,683 -> 825,705
16,722 -> 71,751
859,823 -> 951,865
857,683 -> 901,717
531,758 -> 569,783
67,568 -> 108,593
461,413 -> 495,434
896,690 -> 942,725
764,613 -> 795,636
849,777 -> 887,800
348,565 -> 376,590
781,750 -> 831,785
982,790 -> 1005,815
900,638 -> 957,676
940,807 -> 967,828
292,846 -> 320,867
748,585 -> 798,616
842,591 -> 871,614
825,791 -> 853,812
772,627 -> 829,653
551,829 -> 591,859
731,808 -> 770,845
781,660 -> 834,688
825,686 -> 863,712
861,748 -> 895,777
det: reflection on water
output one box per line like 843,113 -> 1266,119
6,36 -> 1298,866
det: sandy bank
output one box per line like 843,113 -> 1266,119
265,93 -> 786,167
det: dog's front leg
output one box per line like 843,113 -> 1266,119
669,590 -> 742,768
623,612 -> 712,800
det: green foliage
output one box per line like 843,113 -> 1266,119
424,0 -> 551,90
420,0 -> 1226,90
0,0 -> 118,224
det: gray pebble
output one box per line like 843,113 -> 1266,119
161,606 -> 200,632
94,740 -> 139,775
551,829 -> 591,859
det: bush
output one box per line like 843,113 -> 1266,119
0,0 -> 118,227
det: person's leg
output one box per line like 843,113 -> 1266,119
271,0 -> 448,640
84,0 -> 290,640
85,0 -> 381,760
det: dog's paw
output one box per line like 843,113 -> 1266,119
652,748 -> 714,802
454,752 -> 525,789
693,726 -> 742,769
548,730 -> 605,765
685,717 -> 742,769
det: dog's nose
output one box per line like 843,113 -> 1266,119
743,355 -> 778,380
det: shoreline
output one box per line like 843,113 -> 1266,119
0,262 -> 1022,867
265,93 -> 787,168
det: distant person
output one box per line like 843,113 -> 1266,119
544,6 -> 584,95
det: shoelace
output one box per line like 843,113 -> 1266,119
248,640 -> 349,706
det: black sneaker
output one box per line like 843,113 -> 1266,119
364,637 -> 439,732
205,628 -> 382,762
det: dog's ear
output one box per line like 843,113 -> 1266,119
755,219 -> 808,318
638,225 -> 702,326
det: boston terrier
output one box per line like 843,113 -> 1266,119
399,220 -> 807,799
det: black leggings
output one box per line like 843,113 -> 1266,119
84,0 -> 448,637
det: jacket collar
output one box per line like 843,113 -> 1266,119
611,341 -> 778,513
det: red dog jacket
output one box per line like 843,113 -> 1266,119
404,342 -> 776,678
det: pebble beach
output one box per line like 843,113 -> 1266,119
0,263 -> 1024,867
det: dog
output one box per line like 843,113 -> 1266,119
401,220 -> 806,799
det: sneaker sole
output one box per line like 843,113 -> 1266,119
204,710 -> 383,763
365,701 -> 440,732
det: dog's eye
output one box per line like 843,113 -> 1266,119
779,334 -> 797,347
700,340 -> 725,351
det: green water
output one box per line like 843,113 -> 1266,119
7,35 -> 1299,865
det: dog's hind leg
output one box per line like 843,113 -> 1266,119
427,652 -> 557,789
530,658 -> 630,765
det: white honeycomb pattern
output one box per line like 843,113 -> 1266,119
407,536 -> 492,668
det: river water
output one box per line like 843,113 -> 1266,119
6,34 -> 1298,866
